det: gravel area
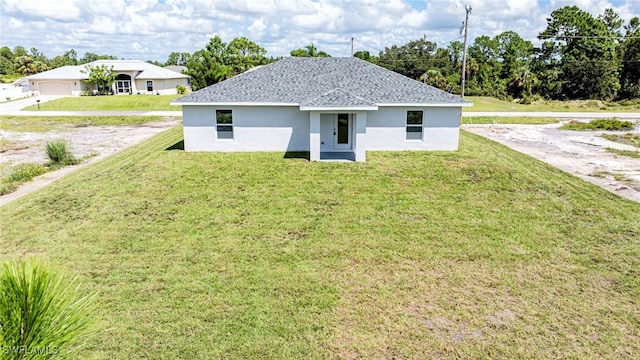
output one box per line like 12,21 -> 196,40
0,119 -> 179,205
463,122 -> 640,203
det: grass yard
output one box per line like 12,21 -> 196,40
466,96 -> 640,112
603,133 -> 640,148
461,116 -> 559,125
21,95 -> 181,111
0,115 -> 170,132
1,128 -> 639,359
606,148 -> 640,159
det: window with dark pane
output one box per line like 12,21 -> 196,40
216,110 -> 233,140
406,110 -> 423,140
146,81 -> 153,92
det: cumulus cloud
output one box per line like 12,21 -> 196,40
0,0 -> 638,62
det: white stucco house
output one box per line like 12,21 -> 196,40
26,60 -> 190,96
172,57 -> 472,162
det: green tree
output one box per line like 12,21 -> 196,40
185,36 -> 232,90
620,17 -> 640,98
82,64 -> 115,94
0,46 -> 15,74
185,36 -> 274,90
15,56 -> 48,75
466,35 -> 504,97
227,37 -> 268,74
290,44 -> 330,57
353,50 -> 378,64
378,37 -> 438,80
80,52 -> 118,64
50,49 -> 78,68
165,52 -> 192,66
539,6 -> 620,100
419,69 -> 452,92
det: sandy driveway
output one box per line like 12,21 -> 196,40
463,122 -> 640,202
0,119 -> 179,205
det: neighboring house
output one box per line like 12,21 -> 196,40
26,60 -> 191,96
172,57 -> 472,162
12,78 -> 29,93
164,65 -> 188,75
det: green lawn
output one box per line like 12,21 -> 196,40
603,133 -> 640,147
1,129 -> 638,359
462,116 -> 559,125
466,96 -> 640,112
22,95 -> 182,111
0,115 -> 172,132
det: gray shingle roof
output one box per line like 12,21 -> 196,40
175,57 -> 471,107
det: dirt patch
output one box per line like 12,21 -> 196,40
0,118 -> 179,205
463,122 -> 640,203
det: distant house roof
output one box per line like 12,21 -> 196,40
12,78 -> 29,86
26,60 -> 189,80
164,65 -> 188,74
174,57 -> 471,108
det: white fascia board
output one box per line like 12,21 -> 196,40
376,103 -> 473,107
299,105 -> 378,111
171,102 -> 299,107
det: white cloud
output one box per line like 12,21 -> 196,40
3,0 -> 82,22
0,0 -> 638,62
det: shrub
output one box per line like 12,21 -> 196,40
176,84 -> 188,95
5,163 -> 47,183
46,140 -> 78,165
0,260 -> 95,358
560,118 -> 636,131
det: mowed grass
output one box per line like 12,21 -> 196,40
1,128 -> 639,359
21,95 -> 181,111
466,96 -> 640,112
0,115 -> 173,132
462,116 -> 559,125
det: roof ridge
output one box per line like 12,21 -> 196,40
300,87 -> 376,107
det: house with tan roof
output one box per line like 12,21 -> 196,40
172,57 -> 472,162
26,60 -> 190,96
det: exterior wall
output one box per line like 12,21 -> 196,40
366,107 -> 461,151
183,105 -> 461,155
134,78 -> 189,95
183,105 -> 309,152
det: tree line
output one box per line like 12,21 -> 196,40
2,5 -> 638,101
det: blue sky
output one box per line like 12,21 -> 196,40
1,0 -> 639,62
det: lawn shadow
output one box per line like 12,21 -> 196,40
165,140 -> 184,151
283,151 -> 310,160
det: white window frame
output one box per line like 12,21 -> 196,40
146,80 -> 153,92
406,110 -> 424,141
216,109 -> 234,140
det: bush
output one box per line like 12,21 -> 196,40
176,84 -> 188,95
0,163 -> 48,195
560,118 -> 636,131
46,140 -> 78,165
5,163 -> 47,183
0,260 -> 95,358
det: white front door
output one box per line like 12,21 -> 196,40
334,114 -> 352,150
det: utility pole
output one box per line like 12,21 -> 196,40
351,37 -> 354,57
460,5 -> 472,98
